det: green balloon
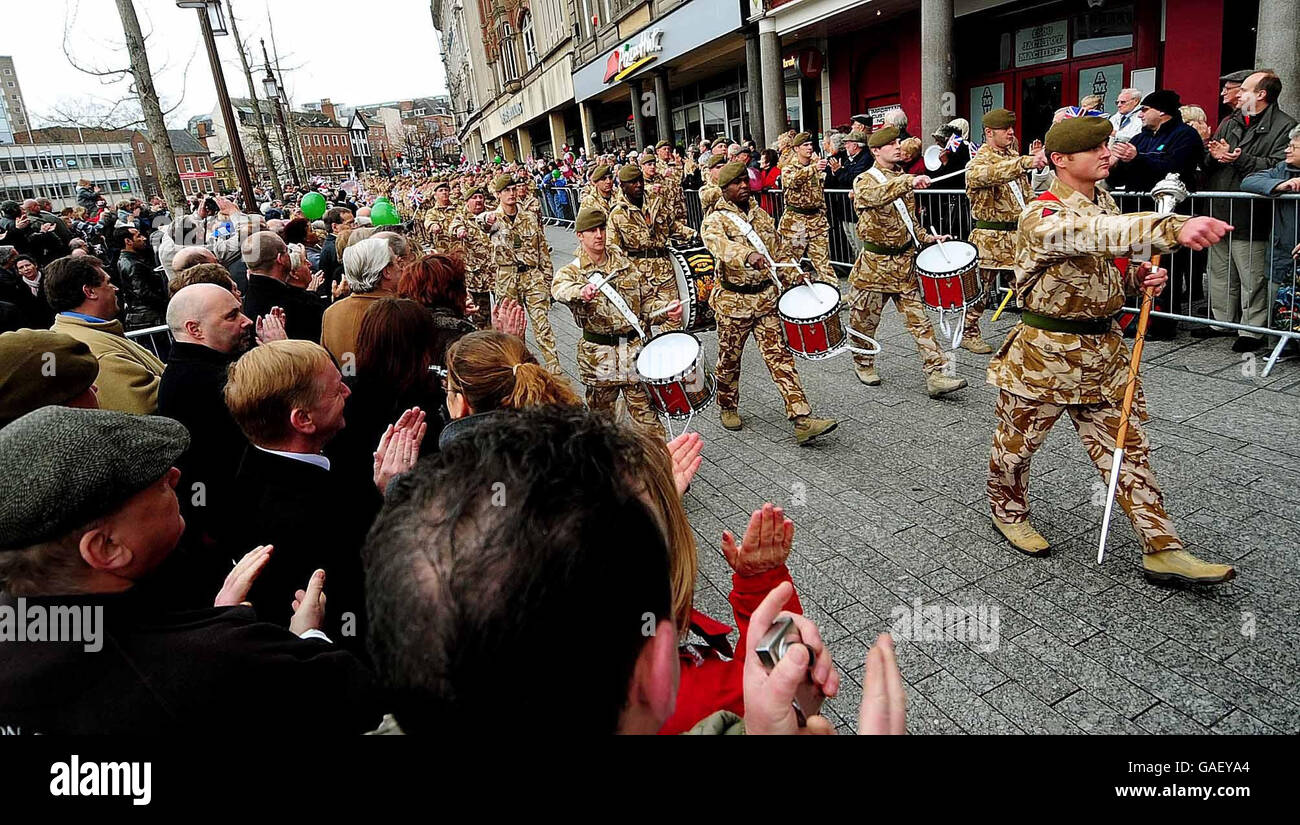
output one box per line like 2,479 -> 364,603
374,196 -> 391,205
371,202 -> 400,226
300,191 -> 327,220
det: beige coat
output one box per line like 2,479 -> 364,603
51,314 -> 165,415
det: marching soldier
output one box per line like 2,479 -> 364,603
988,116 -> 1236,585
517,179 -> 543,220
448,185 -> 496,329
486,173 -> 563,373
698,153 -> 728,218
606,164 -> 696,332
778,132 -> 836,286
552,206 -> 682,438
422,180 -> 459,253
962,108 -> 1047,353
849,126 -> 967,398
655,139 -> 687,224
579,164 -> 616,218
701,161 -> 838,446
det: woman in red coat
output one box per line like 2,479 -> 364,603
752,149 -> 782,216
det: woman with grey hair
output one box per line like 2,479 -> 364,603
323,236 -> 402,363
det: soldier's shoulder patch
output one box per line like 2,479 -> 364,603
1040,205 -> 1060,218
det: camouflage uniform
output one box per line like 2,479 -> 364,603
552,244 -> 669,437
422,202 -> 459,254
701,195 -> 812,420
699,182 -> 722,218
447,206 -> 496,329
488,204 -> 562,371
987,179 -> 1190,555
778,153 -> 836,285
848,167 -> 947,375
606,188 -> 696,332
660,160 -> 688,224
579,187 -> 614,220
964,142 -> 1038,339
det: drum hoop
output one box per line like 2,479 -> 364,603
777,285 -> 842,325
669,248 -> 699,329
915,241 -> 979,279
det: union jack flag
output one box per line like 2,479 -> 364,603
1062,106 -> 1107,119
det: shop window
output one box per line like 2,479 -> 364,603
500,22 -> 520,82
1072,4 -> 1134,57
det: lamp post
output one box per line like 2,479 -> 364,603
178,0 -> 256,206
261,40 -> 300,187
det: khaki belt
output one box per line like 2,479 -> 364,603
720,277 -> 773,295
786,205 -> 823,216
860,239 -> 914,256
975,220 -> 1019,231
583,329 -> 641,346
1021,311 -> 1114,335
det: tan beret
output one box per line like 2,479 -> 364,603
617,164 -> 643,183
983,108 -> 1016,130
1044,116 -> 1113,155
0,330 -> 99,428
716,161 -> 747,188
574,206 -> 607,232
867,125 -> 900,149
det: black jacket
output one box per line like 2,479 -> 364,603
0,590 -> 380,735
825,148 -> 872,190
242,272 -> 325,342
316,234 -> 342,300
0,266 -> 54,331
117,248 -> 167,329
219,447 -> 382,654
1109,116 -> 1203,193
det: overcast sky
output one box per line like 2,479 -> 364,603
3,0 -> 447,130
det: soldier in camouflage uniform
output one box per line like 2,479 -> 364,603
849,126 -> 968,398
517,179 -> 543,221
698,153 -> 728,218
422,180 -> 459,254
962,108 -> 1048,354
486,174 -> 563,373
606,164 -> 696,332
447,185 -> 496,329
778,132 -> 836,286
655,139 -> 688,224
701,162 -> 838,445
988,115 -> 1236,585
579,164 -> 616,219
552,206 -> 683,437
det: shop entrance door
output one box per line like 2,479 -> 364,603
1019,69 -> 1063,144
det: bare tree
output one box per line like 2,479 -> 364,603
226,0 -> 282,200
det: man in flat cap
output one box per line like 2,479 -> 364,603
963,108 -> 1048,353
0,329 -> 99,427
987,115 -> 1237,585
825,131 -> 872,190
0,406 -> 382,734
484,173 -> 562,372
848,125 -> 966,397
700,162 -> 837,445
422,179 -> 458,253
552,207 -> 681,436
579,164 -> 616,220
1218,69 -> 1252,113
655,139 -> 688,224
778,132 -> 837,288
606,163 -> 696,332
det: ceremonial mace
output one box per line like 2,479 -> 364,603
1097,173 -> 1188,564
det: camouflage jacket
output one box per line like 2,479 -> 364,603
488,204 -> 552,276
781,155 -> 826,211
607,188 -> 695,256
987,178 -> 1189,405
579,187 -> 614,219
699,182 -> 722,218
965,143 -> 1037,270
552,244 -> 670,384
447,207 -> 497,292
660,161 -> 687,220
701,195 -> 797,319
422,203 -> 459,251
850,166 -> 936,292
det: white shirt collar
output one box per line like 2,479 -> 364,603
255,445 -> 331,471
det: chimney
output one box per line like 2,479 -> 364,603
319,98 -> 336,123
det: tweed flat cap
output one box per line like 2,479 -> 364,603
1045,116 -> 1113,155
867,125 -> 899,148
983,108 -> 1016,130
716,161 -> 747,188
589,164 -> 612,182
851,114 -> 871,126
490,174 -> 514,193
792,132 -> 812,147
1219,69 -> 1252,84
574,207 -> 607,232
0,407 -> 189,550
0,330 -> 99,427
617,164 -> 643,183
704,153 -> 729,170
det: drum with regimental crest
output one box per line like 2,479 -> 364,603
635,331 -> 715,419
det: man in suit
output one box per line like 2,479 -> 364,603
240,231 -> 324,342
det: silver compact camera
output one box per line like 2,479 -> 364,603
755,616 -> 805,670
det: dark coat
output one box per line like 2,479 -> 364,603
1109,116 -> 1204,193
825,147 -> 871,190
1203,104 -> 1298,239
1240,161 -> 1300,285
316,234 -> 342,299
0,590 -> 381,735
0,266 -> 54,331
242,273 -> 324,342
117,248 -> 167,329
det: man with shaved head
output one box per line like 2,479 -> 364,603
158,284 -> 254,553
171,245 -> 221,276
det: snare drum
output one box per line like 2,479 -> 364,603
915,240 -> 980,312
778,281 -> 845,359
635,331 -> 716,419
669,246 -> 718,332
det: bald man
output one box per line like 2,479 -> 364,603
158,283 -> 254,550
172,245 -> 220,276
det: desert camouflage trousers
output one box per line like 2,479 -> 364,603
495,265 -> 562,372
586,383 -> 665,439
716,311 -> 811,419
962,267 -> 1005,342
988,389 -> 1183,555
469,290 -> 492,330
777,210 -> 837,285
847,286 -> 947,374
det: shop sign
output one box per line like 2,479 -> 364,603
969,83 -> 1006,138
1015,21 -> 1068,67
604,29 -> 665,84
499,101 -> 525,126
1078,64 -> 1123,114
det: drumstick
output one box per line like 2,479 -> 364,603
647,300 -> 682,319
926,168 -> 966,184
929,226 -> 951,264
991,287 -> 1015,322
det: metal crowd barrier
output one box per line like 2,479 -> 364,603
124,324 -> 173,360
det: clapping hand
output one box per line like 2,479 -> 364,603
492,296 -> 527,336
858,633 -> 908,735
1111,141 -> 1137,162
332,279 -> 351,300
373,407 -> 428,493
742,581 -> 840,735
666,431 -> 703,495
289,569 -> 327,635
213,545 -> 273,607
722,502 -> 793,577
306,271 -> 325,292
255,308 -> 287,344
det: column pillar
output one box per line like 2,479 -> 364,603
1256,0 -> 1299,116
515,126 -> 534,161
759,19 -> 785,148
630,81 -> 648,149
654,70 -> 673,145
745,28 -> 764,144
549,110 -> 567,156
920,0 -> 955,141
580,101 -> 596,156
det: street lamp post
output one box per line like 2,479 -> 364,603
179,1 -> 256,206
261,39 -> 300,187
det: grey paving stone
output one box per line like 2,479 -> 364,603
1053,690 -> 1148,734
913,670 -> 1022,734
1133,702 -> 1207,734
983,681 -> 1083,734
